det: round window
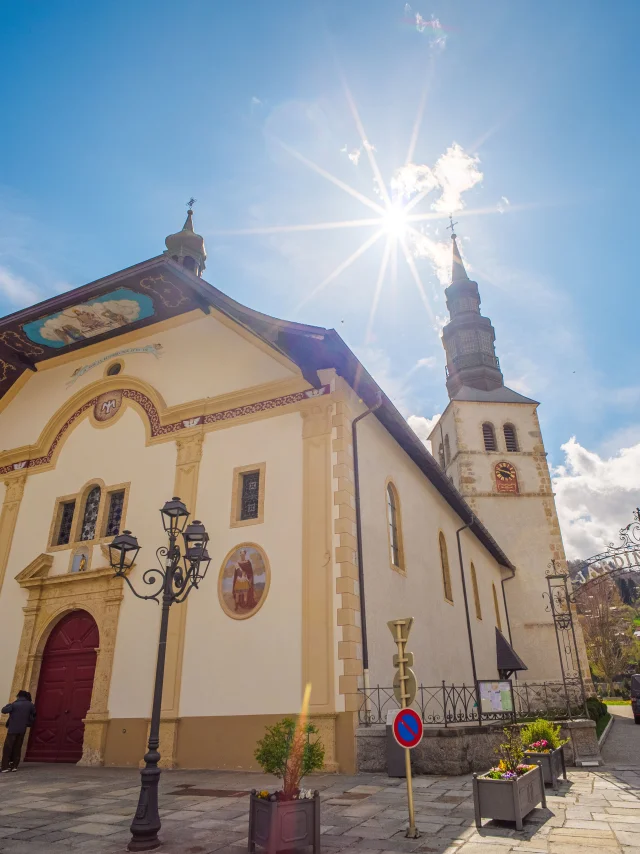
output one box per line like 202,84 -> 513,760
106,362 -> 122,376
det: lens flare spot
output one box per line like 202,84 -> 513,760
382,203 -> 409,239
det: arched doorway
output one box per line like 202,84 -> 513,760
26,610 -> 99,763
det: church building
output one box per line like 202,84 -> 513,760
0,210 -> 571,773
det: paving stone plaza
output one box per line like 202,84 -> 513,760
0,708 -> 637,854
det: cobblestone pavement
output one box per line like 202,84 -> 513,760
0,709 -> 637,854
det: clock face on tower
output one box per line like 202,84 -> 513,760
495,461 -> 518,493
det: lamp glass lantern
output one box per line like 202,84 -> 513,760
108,529 -> 140,573
160,496 -> 189,534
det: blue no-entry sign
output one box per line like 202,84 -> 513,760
392,708 -> 423,749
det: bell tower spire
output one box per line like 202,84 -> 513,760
164,199 -> 207,276
441,224 -> 503,399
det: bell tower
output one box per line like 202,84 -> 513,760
428,229 -> 585,682
442,232 -> 503,398
164,200 -> 207,277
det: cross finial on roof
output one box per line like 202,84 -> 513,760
186,197 -> 197,210
446,214 -> 458,238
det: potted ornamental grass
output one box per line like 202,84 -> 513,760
473,727 -> 546,831
249,713 -> 325,854
521,718 -> 568,791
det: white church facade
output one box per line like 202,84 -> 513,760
0,211 -> 575,773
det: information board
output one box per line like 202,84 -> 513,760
477,680 -> 513,714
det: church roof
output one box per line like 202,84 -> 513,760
0,255 -> 515,571
451,385 -> 539,405
451,234 -> 470,284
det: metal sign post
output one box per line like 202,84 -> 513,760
388,618 -> 420,839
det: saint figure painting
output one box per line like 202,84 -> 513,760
218,544 -> 270,620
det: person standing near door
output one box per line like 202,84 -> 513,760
1,691 -> 36,772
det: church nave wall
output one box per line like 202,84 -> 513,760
355,414 -> 510,693
179,411 -> 305,718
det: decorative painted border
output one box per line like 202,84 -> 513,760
0,384 -> 330,475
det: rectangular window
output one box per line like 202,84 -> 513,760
231,463 -> 266,528
240,472 -> 260,520
105,490 -> 126,536
57,501 -> 76,546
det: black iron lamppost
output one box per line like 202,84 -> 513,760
108,497 -> 211,852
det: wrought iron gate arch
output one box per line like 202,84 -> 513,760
543,508 -> 640,717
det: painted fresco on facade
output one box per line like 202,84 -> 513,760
22,288 -> 155,348
218,544 -> 270,620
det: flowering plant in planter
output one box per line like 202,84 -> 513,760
482,726 -> 535,779
473,727 -> 546,831
520,718 -> 568,753
485,762 -> 536,780
520,718 -> 568,790
254,717 -> 325,800
250,704 -> 325,853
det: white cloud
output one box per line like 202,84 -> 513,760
340,144 -> 362,166
390,163 -> 437,199
408,413 -> 441,452
390,144 -> 482,210
553,436 -> 640,559
504,375 -> 533,396
251,96 -> 262,106
431,144 -> 483,214
406,230 -> 456,285
0,265 -> 41,306
497,195 -> 510,213
416,356 -> 437,369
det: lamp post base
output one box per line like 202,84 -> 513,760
128,838 -> 161,852
128,753 -> 162,852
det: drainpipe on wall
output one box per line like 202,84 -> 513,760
456,517 -> 478,686
352,392 -> 383,716
501,568 -> 516,647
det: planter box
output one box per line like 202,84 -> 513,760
472,764 -> 546,831
523,746 -> 567,791
248,790 -> 320,854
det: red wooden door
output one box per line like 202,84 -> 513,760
26,610 -> 98,763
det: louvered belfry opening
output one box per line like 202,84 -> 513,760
504,423 -> 519,452
482,422 -> 497,452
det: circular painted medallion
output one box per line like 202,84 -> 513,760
218,543 -> 270,620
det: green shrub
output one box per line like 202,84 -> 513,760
520,718 -> 567,751
586,696 -> 608,722
254,717 -> 325,793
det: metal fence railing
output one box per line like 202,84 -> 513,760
358,680 -> 586,727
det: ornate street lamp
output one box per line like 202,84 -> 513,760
109,497 -> 211,852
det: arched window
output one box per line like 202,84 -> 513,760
470,562 -> 482,620
439,532 -> 453,602
386,482 -> 404,571
438,443 -> 446,469
503,423 -> 519,452
492,583 -> 503,632
444,434 -> 451,466
79,486 -> 101,541
183,256 -> 196,272
482,423 -> 497,452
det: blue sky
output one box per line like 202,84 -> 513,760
1,0 -> 639,555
